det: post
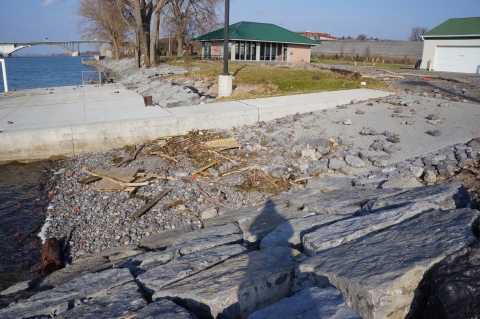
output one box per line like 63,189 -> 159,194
0,59 -> 8,92
218,0 -> 233,97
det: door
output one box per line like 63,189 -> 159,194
434,46 -> 480,74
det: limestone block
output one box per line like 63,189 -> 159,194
293,208 -> 480,319
139,225 -> 194,250
138,244 -> 247,297
359,182 -> 470,214
303,202 -> 439,256
260,214 -> 353,250
247,287 -> 360,319
380,176 -> 422,189
133,299 -> 199,319
154,247 -> 306,319
306,176 -> 355,192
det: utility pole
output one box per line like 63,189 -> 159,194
218,0 -> 232,97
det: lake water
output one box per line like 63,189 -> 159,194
0,56 -> 96,91
0,57 -> 96,292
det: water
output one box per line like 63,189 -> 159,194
0,161 -> 53,291
0,56 -> 96,91
0,57 -> 94,291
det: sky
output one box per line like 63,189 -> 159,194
0,0 -> 478,55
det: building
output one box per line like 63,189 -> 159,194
420,17 -> 480,73
295,32 -> 336,41
194,21 -> 319,63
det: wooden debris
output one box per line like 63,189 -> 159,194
197,185 -> 225,207
208,150 -> 240,165
149,152 -> 179,163
115,143 -> 146,167
192,161 -> 217,176
92,167 -> 138,183
134,173 -> 178,183
42,238 -> 62,275
81,167 -> 148,191
129,187 -> 173,220
16,224 -> 42,246
204,138 -> 241,149
176,210 -> 196,215
77,176 -> 102,185
164,199 -> 184,210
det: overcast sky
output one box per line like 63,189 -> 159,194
1,0 -> 478,54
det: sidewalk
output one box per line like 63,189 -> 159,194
0,85 -> 391,163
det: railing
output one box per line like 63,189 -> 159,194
82,71 -> 101,84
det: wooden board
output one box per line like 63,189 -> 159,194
94,167 -> 139,192
204,138 -> 241,149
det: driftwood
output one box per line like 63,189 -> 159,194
16,224 -> 42,246
115,143 -> 146,167
197,185 -> 225,207
82,167 -> 148,187
192,161 -> 217,176
207,150 -> 240,165
134,173 -> 178,183
149,152 -> 179,163
129,187 -> 173,219
42,238 -> 62,275
77,176 -> 102,185
164,199 -> 184,210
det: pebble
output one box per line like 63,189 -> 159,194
427,130 -> 442,137
343,119 -> 352,125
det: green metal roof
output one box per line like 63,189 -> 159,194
194,21 -> 319,45
423,17 -> 480,38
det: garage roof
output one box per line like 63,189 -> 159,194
194,21 -> 319,45
423,17 -> 480,38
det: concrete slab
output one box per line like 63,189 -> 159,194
166,101 -> 258,134
22,92 -> 85,106
241,89 -> 392,122
0,95 -> 35,108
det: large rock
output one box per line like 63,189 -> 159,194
133,299 -> 199,319
137,244 -> 247,296
140,225 -> 194,250
380,176 -> 423,189
202,189 -> 319,228
154,247 -> 306,319
303,202 -> 439,256
293,208 -> 480,319
423,242 -> 480,319
260,214 -> 353,250
178,233 -> 243,255
247,287 -> 361,319
0,268 -> 141,319
301,188 -> 406,215
359,182 -> 470,215
306,177 -> 355,192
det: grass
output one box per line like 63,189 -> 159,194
168,59 -> 389,101
311,59 -> 415,70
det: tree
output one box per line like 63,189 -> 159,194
409,27 -> 428,41
164,0 -> 222,56
364,44 -> 371,61
357,34 -> 367,41
75,0 -> 128,60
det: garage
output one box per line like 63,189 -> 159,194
420,17 -> 480,74
434,46 -> 480,73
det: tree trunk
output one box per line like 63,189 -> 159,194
42,238 -> 62,275
133,0 -> 150,68
176,32 -> 183,56
150,9 -> 161,66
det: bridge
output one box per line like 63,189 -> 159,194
0,40 -> 105,57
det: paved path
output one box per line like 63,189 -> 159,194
0,85 -> 390,162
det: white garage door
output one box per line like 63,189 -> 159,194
434,46 -> 480,74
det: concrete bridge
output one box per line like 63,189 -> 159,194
0,40 -> 105,57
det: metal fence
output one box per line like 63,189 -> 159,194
82,71 -> 101,84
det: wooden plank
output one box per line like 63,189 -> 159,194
204,138 -> 241,149
129,188 -> 173,220
77,176 -> 102,185
192,161 -> 217,176
92,167 -> 139,183
91,167 -> 140,192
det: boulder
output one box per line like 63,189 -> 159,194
154,247 -> 306,319
178,233 -> 243,255
303,202 -> 439,256
133,299 -> 199,319
380,176 -> 422,189
140,225 -> 194,250
137,245 -> 247,296
359,182 -> 470,214
306,177 -> 355,192
260,214 -> 353,250
328,158 -> 347,170
293,208 -> 480,319
345,155 -> 366,168
0,268 -> 141,319
247,287 -> 361,319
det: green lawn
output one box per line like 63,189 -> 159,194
311,59 -> 415,70
170,60 -> 389,101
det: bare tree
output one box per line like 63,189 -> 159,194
364,44 -> 371,61
75,0 -> 128,60
164,0 -> 222,56
357,34 -> 367,41
409,27 -> 428,41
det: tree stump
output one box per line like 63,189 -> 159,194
42,238 -> 62,275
